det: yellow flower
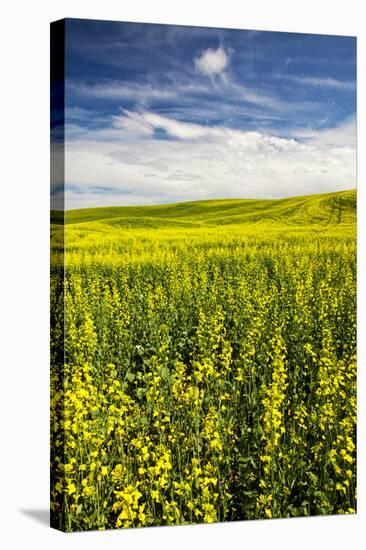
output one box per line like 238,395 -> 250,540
67,483 -> 76,496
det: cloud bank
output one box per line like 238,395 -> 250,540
65,111 -> 356,209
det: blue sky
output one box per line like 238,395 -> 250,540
58,18 -> 356,208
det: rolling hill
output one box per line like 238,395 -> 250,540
62,189 -> 356,229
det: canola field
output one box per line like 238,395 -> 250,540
50,190 -> 356,531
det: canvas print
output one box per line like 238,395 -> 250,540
50,18 -> 356,532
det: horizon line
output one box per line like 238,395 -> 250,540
51,188 -> 356,213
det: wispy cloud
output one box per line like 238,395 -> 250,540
68,72 -> 321,126
279,74 -> 356,91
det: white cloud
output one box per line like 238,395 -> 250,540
289,116 -> 356,149
112,110 -> 292,143
142,112 -> 210,140
65,112 -> 356,209
194,47 -> 230,76
113,110 -> 222,140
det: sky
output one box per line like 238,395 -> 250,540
55,18 -> 356,209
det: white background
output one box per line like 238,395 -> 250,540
1,1 -> 365,548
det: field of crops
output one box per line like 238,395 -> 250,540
50,190 -> 356,531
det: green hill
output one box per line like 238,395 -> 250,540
63,189 -> 356,228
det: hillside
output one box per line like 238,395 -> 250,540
63,189 -> 356,228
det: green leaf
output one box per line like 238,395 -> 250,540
126,371 -> 135,383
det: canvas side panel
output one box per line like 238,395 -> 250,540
50,18 -> 66,532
